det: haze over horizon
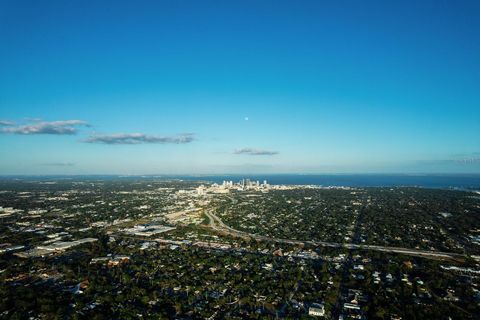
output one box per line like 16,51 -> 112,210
1,0 -> 479,175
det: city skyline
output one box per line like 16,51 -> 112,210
1,0 -> 479,174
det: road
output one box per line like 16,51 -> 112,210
204,211 -> 465,261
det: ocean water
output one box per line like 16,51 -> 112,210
173,174 -> 480,189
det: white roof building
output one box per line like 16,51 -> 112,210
308,302 -> 325,317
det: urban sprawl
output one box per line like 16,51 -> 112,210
1,178 -> 480,319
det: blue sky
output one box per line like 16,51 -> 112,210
0,0 -> 479,174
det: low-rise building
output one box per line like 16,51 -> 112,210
308,302 -> 325,317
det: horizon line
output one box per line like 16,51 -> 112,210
1,172 -> 480,177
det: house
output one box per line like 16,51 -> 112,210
308,302 -> 325,317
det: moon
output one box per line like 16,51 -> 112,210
244,117 -> 249,121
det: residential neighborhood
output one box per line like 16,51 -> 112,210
1,178 -> 479,319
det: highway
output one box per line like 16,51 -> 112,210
204,211 -> 465,261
